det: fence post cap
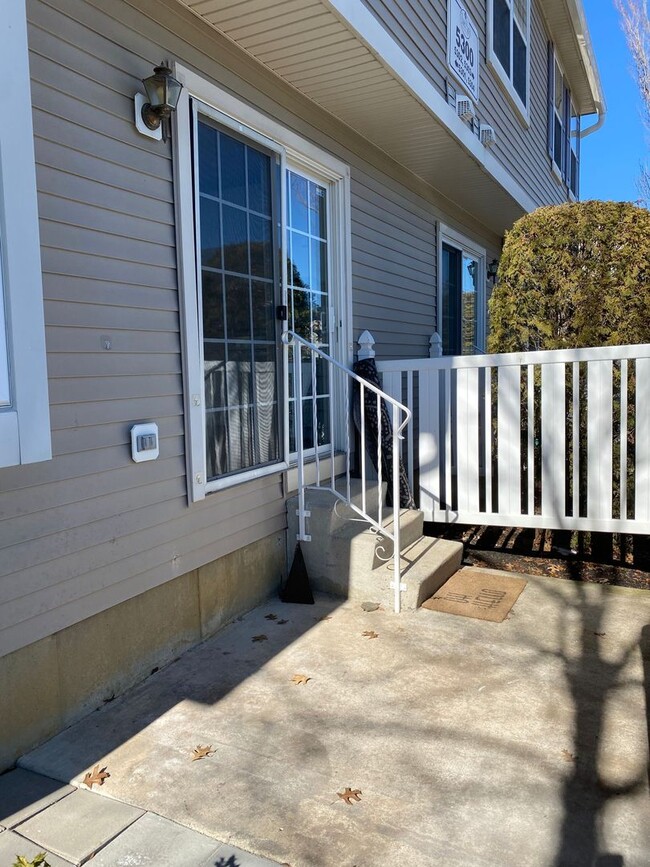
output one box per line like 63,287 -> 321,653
358,330 -> 376,360
430,331 -> 443,358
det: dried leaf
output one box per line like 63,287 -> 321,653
82,765 -> 110,789
265,613 -> 278,621
13,856 -> 51,867
317,615 -> 332,622
290,674 -> 311,685
561,749 -> 577,763
277,619 -> 288,625
252,634 -> 268,642
594,631 -> 606,637
361,602 -> 380,612
337,787 -> 362,804
362,630 -> 379,640
192,745 -> 215,761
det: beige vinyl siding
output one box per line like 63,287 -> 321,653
0,0 -> 499,660
362,0 -> 566,208
351,170 -> 437,359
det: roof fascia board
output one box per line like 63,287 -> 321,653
323,0 -> 538,215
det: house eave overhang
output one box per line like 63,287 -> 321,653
176,0 -> 536,236
541,0 -> 606,121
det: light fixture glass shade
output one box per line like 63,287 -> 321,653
140,63 -> 183,140
142,65 -> 182,112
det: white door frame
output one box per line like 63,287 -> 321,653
437,223 -> 487,354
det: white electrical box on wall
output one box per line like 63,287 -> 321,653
130,422 -> 159,462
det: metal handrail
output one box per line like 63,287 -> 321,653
282,329 -> 412,613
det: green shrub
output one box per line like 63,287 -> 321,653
488,201 -> 650,352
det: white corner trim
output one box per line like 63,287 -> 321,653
0,0 -> 51,468
322,0 -> 537,215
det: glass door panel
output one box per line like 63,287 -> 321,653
197,117 -> 281,481
442,243 -> 461,356
441,241 -> 482,356
286,168 -> 331,453
461,254 -> 479,354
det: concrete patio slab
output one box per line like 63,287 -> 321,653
0,829 -> 74,866
20,574 -> 650,866
0,767 -> 74,829
15,788 -> 143,864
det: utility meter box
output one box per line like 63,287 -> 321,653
130,422 -> 159,462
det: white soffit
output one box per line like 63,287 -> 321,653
177,0 -> 537,234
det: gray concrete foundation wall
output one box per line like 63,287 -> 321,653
0,531 -> 285,773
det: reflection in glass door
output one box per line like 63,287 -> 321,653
286,169 -> 331,453
196,117 -> 281,481
441,241 -> 481,356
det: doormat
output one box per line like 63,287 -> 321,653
421,568 -> 527,623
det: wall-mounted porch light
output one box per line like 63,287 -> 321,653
487,259 -> 499,283
134,63 -> 182,142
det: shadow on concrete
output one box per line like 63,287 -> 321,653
533,561 -> 647,867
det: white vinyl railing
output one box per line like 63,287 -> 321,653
378,342 -> 650,534
282,330 -> 412,612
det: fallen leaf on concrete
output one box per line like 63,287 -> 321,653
291,674 -> 311,685
338,787 -> 362,804
277,619 -> 288,625
561,749 -> 577,763
82,765 -> 110,789
192,745 -> 215,761
594,631 -> 606,637
317,615 -> 332,621
362,630 -> 379,639
361,602 -> 380,612
13,854 -> 50,867
265,613 -> 278,620
252,634 -> 268,642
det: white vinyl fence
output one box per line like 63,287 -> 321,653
377,343 -> 650,533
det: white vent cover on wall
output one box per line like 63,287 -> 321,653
456,95 -> 475,122
479,124 -> 496,148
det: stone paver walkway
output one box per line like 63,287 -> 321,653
0,767 -> 282,866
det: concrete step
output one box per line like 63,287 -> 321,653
286,481 -> 464,610
372,536 -> 465,611
329,507 -> 424,567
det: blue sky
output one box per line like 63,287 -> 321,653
580,0 -> 648,202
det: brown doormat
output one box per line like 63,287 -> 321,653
422,568 -> 527,623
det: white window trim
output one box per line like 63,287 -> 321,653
172,64 -> 352,502
486,0 -> 531,126
437,224 -> 487,354
0,0 -> 51,469
550,47 -> 567,179
548,46 -> 580,196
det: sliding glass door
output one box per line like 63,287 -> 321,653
286,168 -> 332,454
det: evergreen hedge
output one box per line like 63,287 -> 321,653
488,201 -> 650,352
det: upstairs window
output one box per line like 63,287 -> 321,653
547,45 -> 580,197
488,0 -> 530,120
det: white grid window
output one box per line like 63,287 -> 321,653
547,44 -> 580,197
488,0 -> 530,119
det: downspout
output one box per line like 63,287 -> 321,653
580,101 -> 605,138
